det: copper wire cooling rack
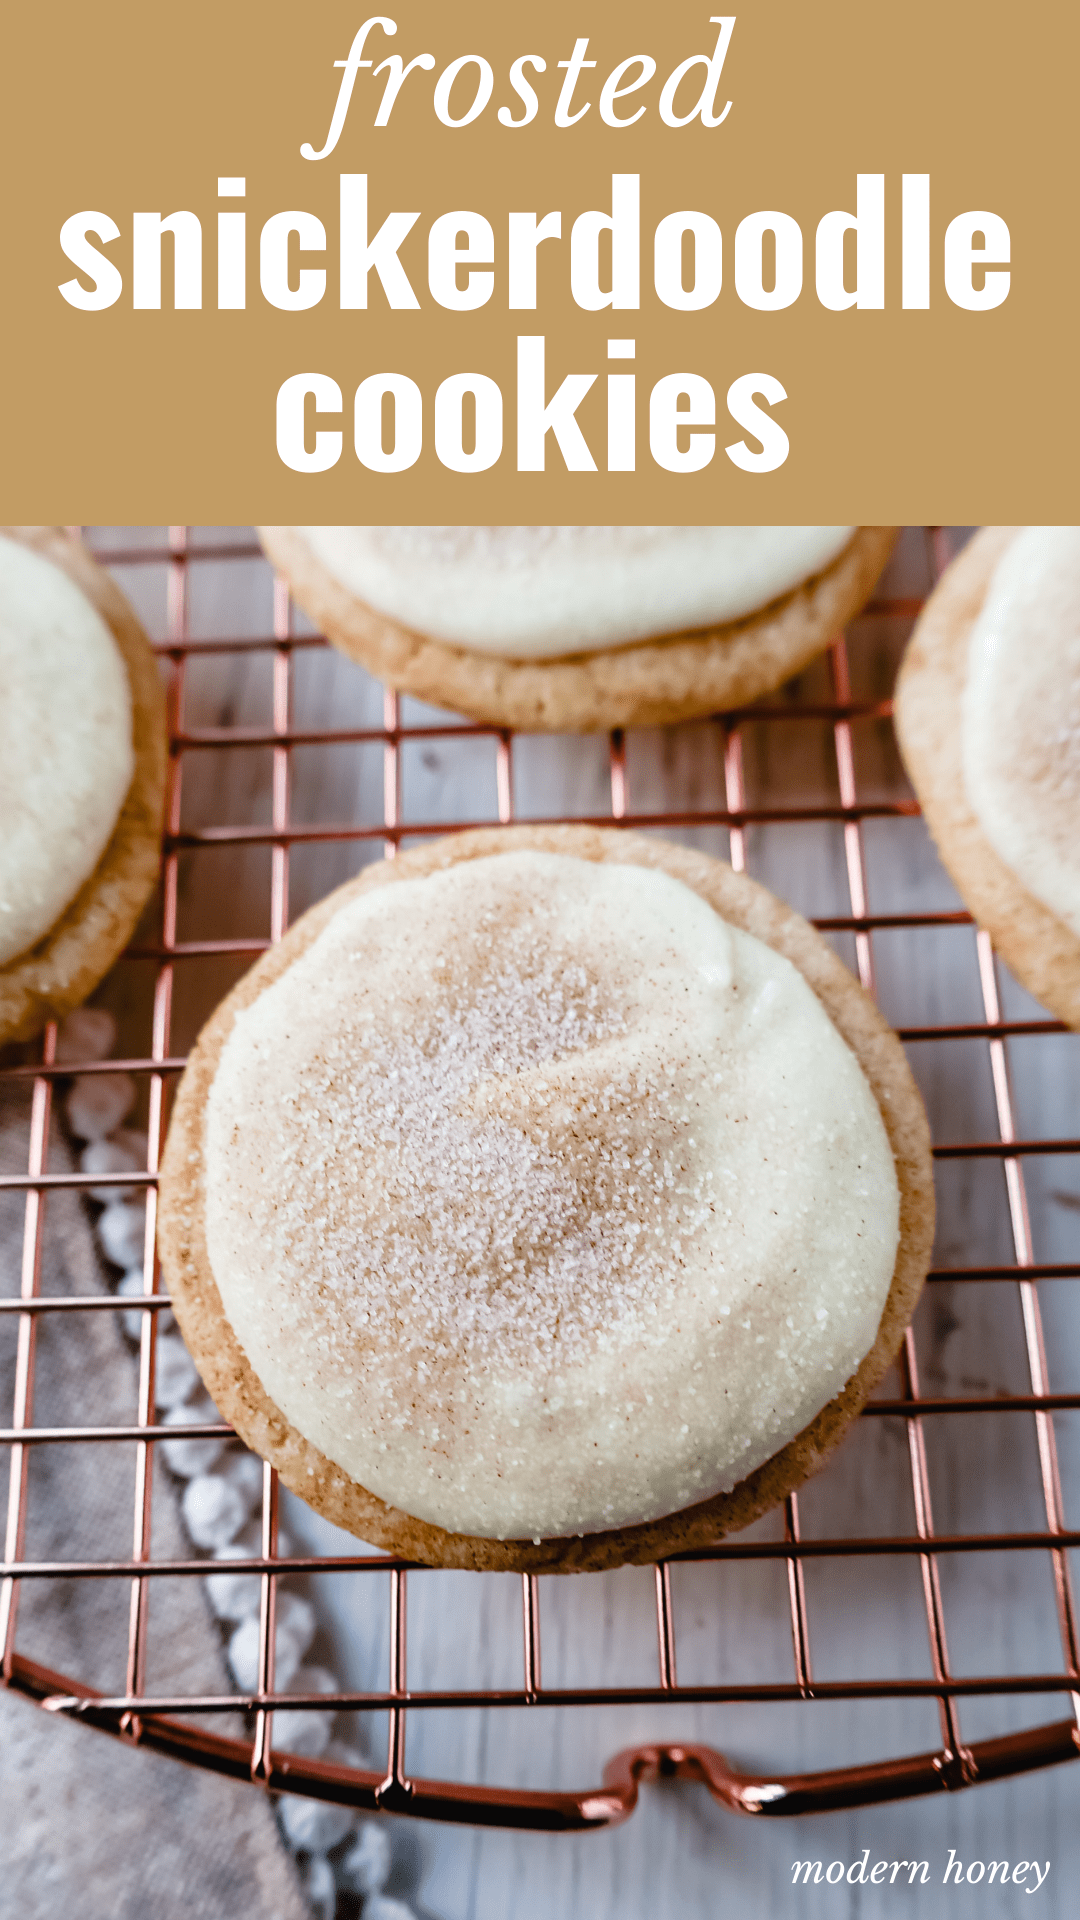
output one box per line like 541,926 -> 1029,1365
2,526 -> 1080,1831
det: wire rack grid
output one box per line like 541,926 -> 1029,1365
2,525 -> 1080,1832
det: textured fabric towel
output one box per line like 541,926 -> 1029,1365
0,1087 -> 311,1920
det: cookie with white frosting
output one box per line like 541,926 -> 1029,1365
158,826 -> 933,1573
258,526 -> 897,731
0,527 -> 167,1048
895,527 -> 1080,1028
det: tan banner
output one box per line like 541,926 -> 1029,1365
4,0 -> 1077,520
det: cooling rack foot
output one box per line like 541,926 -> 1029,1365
600,1724 -> 1080,1821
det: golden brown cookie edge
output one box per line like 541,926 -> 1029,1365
257,527 -> 897,732
894,528 -> 1080,1030
0,527 -> 168,1049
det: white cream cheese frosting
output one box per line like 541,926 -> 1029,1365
0,535 -> 135,966
962,527 -> 1080,937
204,851 -> 899,1541
302,525 -> 856,659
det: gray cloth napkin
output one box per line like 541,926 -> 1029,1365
0,1087 -> 311,1920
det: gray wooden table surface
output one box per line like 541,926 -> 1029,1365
77,526 -> 1080,1917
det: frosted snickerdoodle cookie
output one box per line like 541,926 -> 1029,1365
0,527 -> 167,1048
257,525 -> 897,731
158,826 -> 933,1574
895,527 -> 1080,1028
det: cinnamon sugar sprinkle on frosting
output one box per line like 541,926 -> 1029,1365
204,851 -> 899,1540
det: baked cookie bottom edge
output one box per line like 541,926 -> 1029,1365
894,527 -> 1080,1031
0,527 -> 169,1050
257,527 -> 898,733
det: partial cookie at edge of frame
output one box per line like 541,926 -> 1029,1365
257,527 -> 897,732
894,527 -> 1080,1031
0,527 -> 168,1049
158,825 -> 935,1576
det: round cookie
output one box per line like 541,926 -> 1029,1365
0,527 -> 167,1049
258,526 -> 897,732
894,527 -> 1080,1030
158,825 -> 934,1574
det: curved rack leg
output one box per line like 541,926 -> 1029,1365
598,1725 -> 1080,1823
11,1650 -> 1079,1833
